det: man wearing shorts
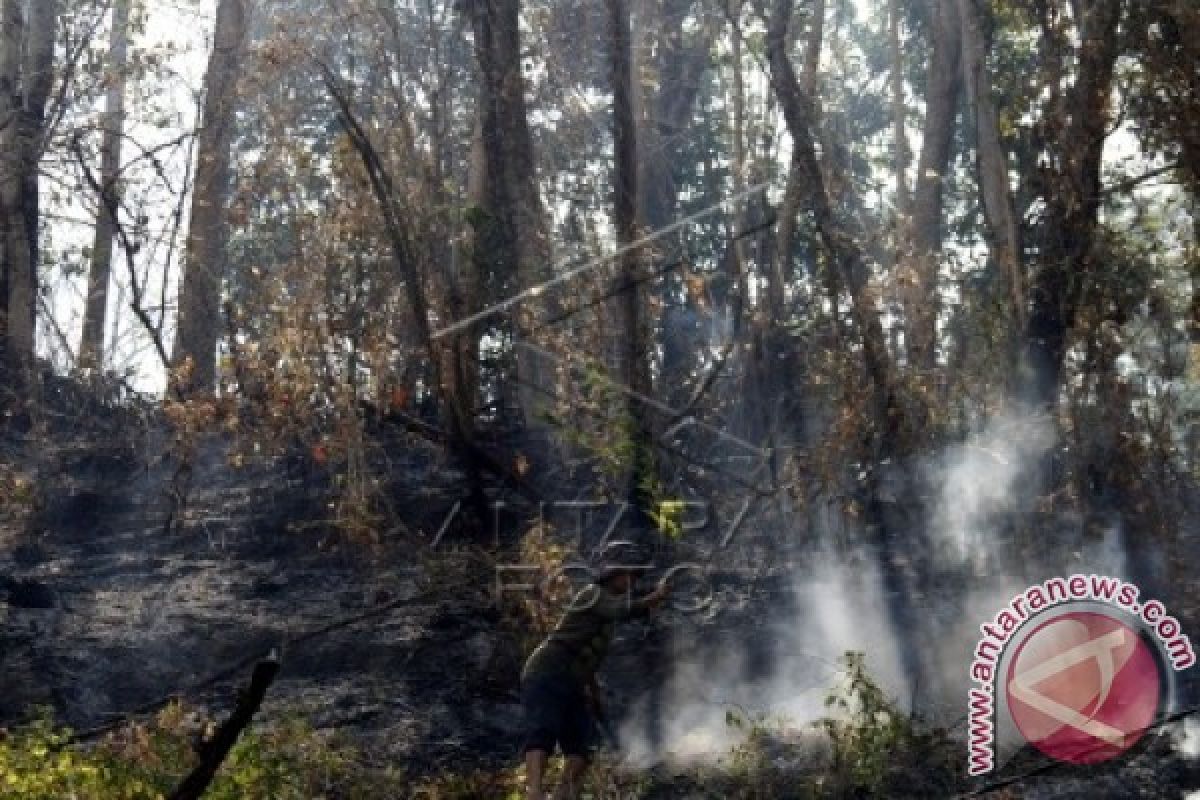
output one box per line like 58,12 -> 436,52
520,557 -> 670,800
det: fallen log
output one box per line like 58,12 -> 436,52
167,652 -> 280,800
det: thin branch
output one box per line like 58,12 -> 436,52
40,0 -> 111,162
1101,162 -> 1186,197
70,133 -> 174,381
36,291 -> 77,367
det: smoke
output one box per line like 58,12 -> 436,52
924,412 -> 1057,706
923,412 -> 1138,708
928,412 -> 1056,573
618,540 -> 910,766
617,410 -> 1112,767
1175,719 -> 1200,759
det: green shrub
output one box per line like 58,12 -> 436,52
0,705 -> 405,800
636,653 -> 962,799
817,652 -> 958,798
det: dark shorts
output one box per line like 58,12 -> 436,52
521,672 -> 593,757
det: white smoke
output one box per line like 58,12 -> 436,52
619,540 -> 911,766
620,411 -> 1124,767
929,412 -> 1056,573
1174,719 -> 1200,760
925,411 -> 1057,707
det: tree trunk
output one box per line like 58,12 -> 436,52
1021,0 -> 1122,411
889,0 -> 911,221
79,0 -> 131,372
632,0 -> 714,411
771,0 -> 823,319
764,0 -> 892,424
0,0 -> 57,384
0,0 -> 25,378
457,110 -> 487,415
608,0 -> 651,520
612,0 -> 673,754
906,0 -> 961,370
168,656 -> 279,800
765,0 -> 936,698
172,0 -> 246,393
633,0 -> 712,235
467,0 -> 556,429
1191,267 -> 1199,346
958,0 -> 1024,360
728,0 -> 748,276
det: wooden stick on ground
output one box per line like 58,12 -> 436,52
167,652 -> 281,800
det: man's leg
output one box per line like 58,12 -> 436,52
550,755 -> 588,800
525,748 -> 549,800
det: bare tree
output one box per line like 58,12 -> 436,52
318,39 -> 496,531
79,0 -> 132,372
906,0 -> 961,370
764,0 -> 894,426
172,0 -> 247,392
764,0 -> 943,699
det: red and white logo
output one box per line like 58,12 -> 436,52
1006,611 -> 1162,764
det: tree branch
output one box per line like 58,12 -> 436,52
70,134 -> 174,382
167,654 -> 280,800
1100,162 -> 1186,197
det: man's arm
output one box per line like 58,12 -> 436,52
643,582 -> 671,610
587,581 -> 671,620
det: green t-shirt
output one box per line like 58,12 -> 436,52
522,583 -> 654,687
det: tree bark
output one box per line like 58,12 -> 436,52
728,0 -> 748,275
906,0 -> 961,370
168,656 -> 279,800
764,0 -> 892,424
633,0 -> 713,235
0,0 -> 57,384
1021,0 -> 1122,410
958,0 -> 1024,358
612,0 -> 673,755
608,0 -> 652,520
466,0 -> 556,429
889,0 -> 911,221
172,0 -> 246,393
1191,267 -> 1199,346
0,0 -> 25,378
771,0 -> 824,320
79,0 -> 131,372
455,110 -> 487,415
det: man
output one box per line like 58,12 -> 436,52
520,554 -> 671,800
